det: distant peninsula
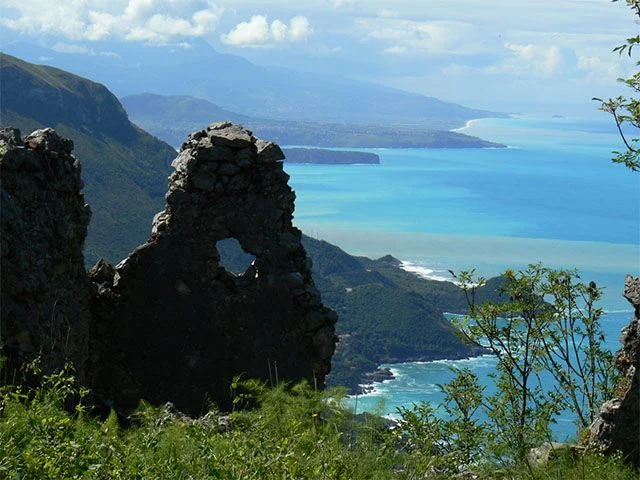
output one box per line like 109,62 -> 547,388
121,93 -> 507,150
283,148 -> 379,164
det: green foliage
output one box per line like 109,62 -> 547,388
594,0 -> 640,171
451,264 -> 619,462
438,368 -> 486,467
476,451 -> 638,480
453,266 -> 557,461
1,365 -> 636,479
0,368 -> 400,479
536,270 -> 618,429
390,368 -> 486,475
295,236 -> 503,392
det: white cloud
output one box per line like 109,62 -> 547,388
221,15 -> 313,47
577,55 -> 629,81
377,9 -> 396,18
51,41 -> 120,58
486,43 -> 571,78
382,45 -> 406,55
222,15 -> 270,46
289,16 -> 313,42
359,18 -> 499,56
270,19 -> 288,42
1,0 -> 223,44
333,0 -> 358,8
52,42 -> 91,55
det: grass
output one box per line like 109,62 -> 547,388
0,366 -> 636,480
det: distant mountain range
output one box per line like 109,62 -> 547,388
1,40 -> 506,128
122,93 -> 506,149
0,52 -> 503,392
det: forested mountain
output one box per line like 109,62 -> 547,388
0,53 -> 175,264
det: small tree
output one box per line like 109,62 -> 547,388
438,368 -> 486,469
452,265 -> 619,460
452,265 -> 556,461
537,270 -> 618,431
594,0 -> 640,171
392,369 -> 486,475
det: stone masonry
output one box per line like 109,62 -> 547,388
89,123 -> 337,414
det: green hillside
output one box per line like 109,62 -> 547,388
0,53 -> 176,264
218,234 -> 501,391
1,54 -> 503,392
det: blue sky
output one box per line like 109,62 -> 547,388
1,0 -> 636,114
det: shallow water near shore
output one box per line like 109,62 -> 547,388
284,115 -> 639,440
343,309 -> 631,441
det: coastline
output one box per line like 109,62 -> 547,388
353,353 -> 497,398
399,261 -> 454,283
450,118 -> 480,133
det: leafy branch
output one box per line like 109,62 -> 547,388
594,0 -> 640,171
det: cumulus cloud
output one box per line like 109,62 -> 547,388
486,42 -> 573,78
221,15 -> 312,47
577,54 -> 630,84
1,0 -> 223,44
358,18 -> 499,56
288,16 -> 312,42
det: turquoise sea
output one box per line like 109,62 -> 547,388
283,115 -> 640,440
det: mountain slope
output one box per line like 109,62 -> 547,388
0,53 -> 176,264
1,40 -> 504,128
121,93 -> 505,149
0,54 -> 503,392
219,234 -> 502,391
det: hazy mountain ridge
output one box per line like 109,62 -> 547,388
121,93 -> 506,149
1,40 -> 506,128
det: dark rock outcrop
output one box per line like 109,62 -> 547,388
90,123 -> 337,414
589,275 -> 640,467
0,127 -> 92,379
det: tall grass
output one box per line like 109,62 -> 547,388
0,366 -> 636,480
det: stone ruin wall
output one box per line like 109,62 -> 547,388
1,123 -> 336,415
0,127 -> 92,381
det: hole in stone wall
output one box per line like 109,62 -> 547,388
216,238 -> 256,276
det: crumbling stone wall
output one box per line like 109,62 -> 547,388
590,275 -> 640,467
90,123 -> 337,414
0,128 -> 92,379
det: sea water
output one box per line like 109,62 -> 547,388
283,115 -> 640,440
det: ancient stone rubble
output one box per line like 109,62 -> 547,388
89,123 -> 337,414
1,123 -> 337,415
0,127 -> 92,380
589,275 -> 640,468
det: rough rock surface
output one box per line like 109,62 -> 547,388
0,127 -> 92,379
90,123 -> 337,414
590,275 -> 640,467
